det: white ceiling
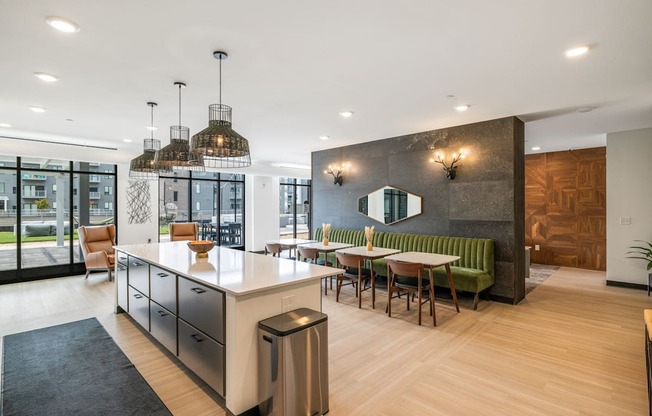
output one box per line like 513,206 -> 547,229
1,0 -> 651,177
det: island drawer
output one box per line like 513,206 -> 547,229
128,256 -> 149,296
128,286 -> 149,331
150,301 -> 177,355
178,277 -> 224,344
116,262 -> 128,312
150,265 -> 177,314
116,251 -> 128,266
178,319 -> 225,396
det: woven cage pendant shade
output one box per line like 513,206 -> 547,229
129,138 -> 171,179
191,104 -> 251,168
154,125 -> 205,171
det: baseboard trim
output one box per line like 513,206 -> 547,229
489,294 -> 515,305
606,280 -> 648,291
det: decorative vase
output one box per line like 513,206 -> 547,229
323,237 -> 329,246
367,241 -> 373,251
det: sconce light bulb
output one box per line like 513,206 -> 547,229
452,153 -> 457,159
323,170 -> 327,174
429,158 -> 434,163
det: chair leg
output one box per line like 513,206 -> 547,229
336,278 -> 342,303
85,269 -> 90,279
108,269 -> 113,281
473,293 -> 479,310
358,276 -> 362,309
430,283 -> 436,327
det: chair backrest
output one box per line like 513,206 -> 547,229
265,243 -> 282,256
79,224 -> 116,258
387,259 -> 424,279
298,247 -> 319,262
170,222 -> 199,241
336,252 -> 363,269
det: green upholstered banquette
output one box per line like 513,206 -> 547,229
314,228 -> 495,310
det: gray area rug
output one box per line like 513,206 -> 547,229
526,263 -> 560,294
1,318 -> 172,416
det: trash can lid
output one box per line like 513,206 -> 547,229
258,308 -> 328,337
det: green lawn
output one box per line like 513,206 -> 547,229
0,231 -> 79,244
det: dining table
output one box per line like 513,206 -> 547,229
335,246 -> 401,309
384,252 -> 461,313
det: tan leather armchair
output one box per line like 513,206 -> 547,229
169,222 -> 199,241
79,224 -> 116,281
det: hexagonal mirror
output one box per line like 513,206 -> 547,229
357,186 -> 422,225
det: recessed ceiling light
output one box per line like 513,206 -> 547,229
455,105 -> 469,112
576,106 -> 597,113
0,123 -> 12,128
30,106 -> 47,113
123,139 -> 133,143
532,146 -> 541,151
34,72 -> 59,82
45,16 -> 80,33
319,135 -> 330,140
146,126 -> 158,131
339,111 -> 353,118
565,46 -> 589,58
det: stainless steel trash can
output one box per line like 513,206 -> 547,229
258,308 -> 329,416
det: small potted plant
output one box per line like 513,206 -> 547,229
627,240 -> 652,295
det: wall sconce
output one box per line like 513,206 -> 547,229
324,164 -> 345,186
430,149 -> 465,180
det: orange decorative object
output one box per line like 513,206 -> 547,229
187,240 -> 215,258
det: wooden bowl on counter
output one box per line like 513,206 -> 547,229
187,240 -> 215,258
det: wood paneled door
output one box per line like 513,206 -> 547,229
525,147 -> 606,271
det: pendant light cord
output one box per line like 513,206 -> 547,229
150,104 -> 154,140
178,83 -> 182,126
219,56 -> 222,107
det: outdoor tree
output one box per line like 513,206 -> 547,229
36,199 -> 50,220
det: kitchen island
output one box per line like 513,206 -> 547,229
114,241 -> 342,415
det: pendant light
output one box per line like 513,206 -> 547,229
129,102 -> 171,180
191,51 -> 251,168
154,82 -> 204,171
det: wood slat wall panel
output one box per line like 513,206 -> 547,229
525,147 -> 606,270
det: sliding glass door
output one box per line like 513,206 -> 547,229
158,171 -> 245,248
279,178 -> 311,239
0,156 -> 116,284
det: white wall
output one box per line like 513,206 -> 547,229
606,127 -> 652,284
245,176 -> 279,252
116,163 -> 159,245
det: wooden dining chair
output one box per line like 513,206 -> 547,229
264,243 -> 283,257
335,252 -> 373,309
298,247 -> 334,295
386,259 -> 435,326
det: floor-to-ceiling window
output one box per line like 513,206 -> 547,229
159,171 -> 245,248
0,156 -> 116,284
279,177 -> 311,239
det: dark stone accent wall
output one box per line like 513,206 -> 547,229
312,116 -> 525,303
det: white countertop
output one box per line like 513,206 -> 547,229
115,242 -> 343,297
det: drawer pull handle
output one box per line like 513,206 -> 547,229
133,294 -> 143,299
191,287 -> 206,294
157,272 -> 169,277
263,335 -> 273,343
157,310 -> 168,317
191,334 -> 204,343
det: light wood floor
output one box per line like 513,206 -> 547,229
1,268 -> 650,415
